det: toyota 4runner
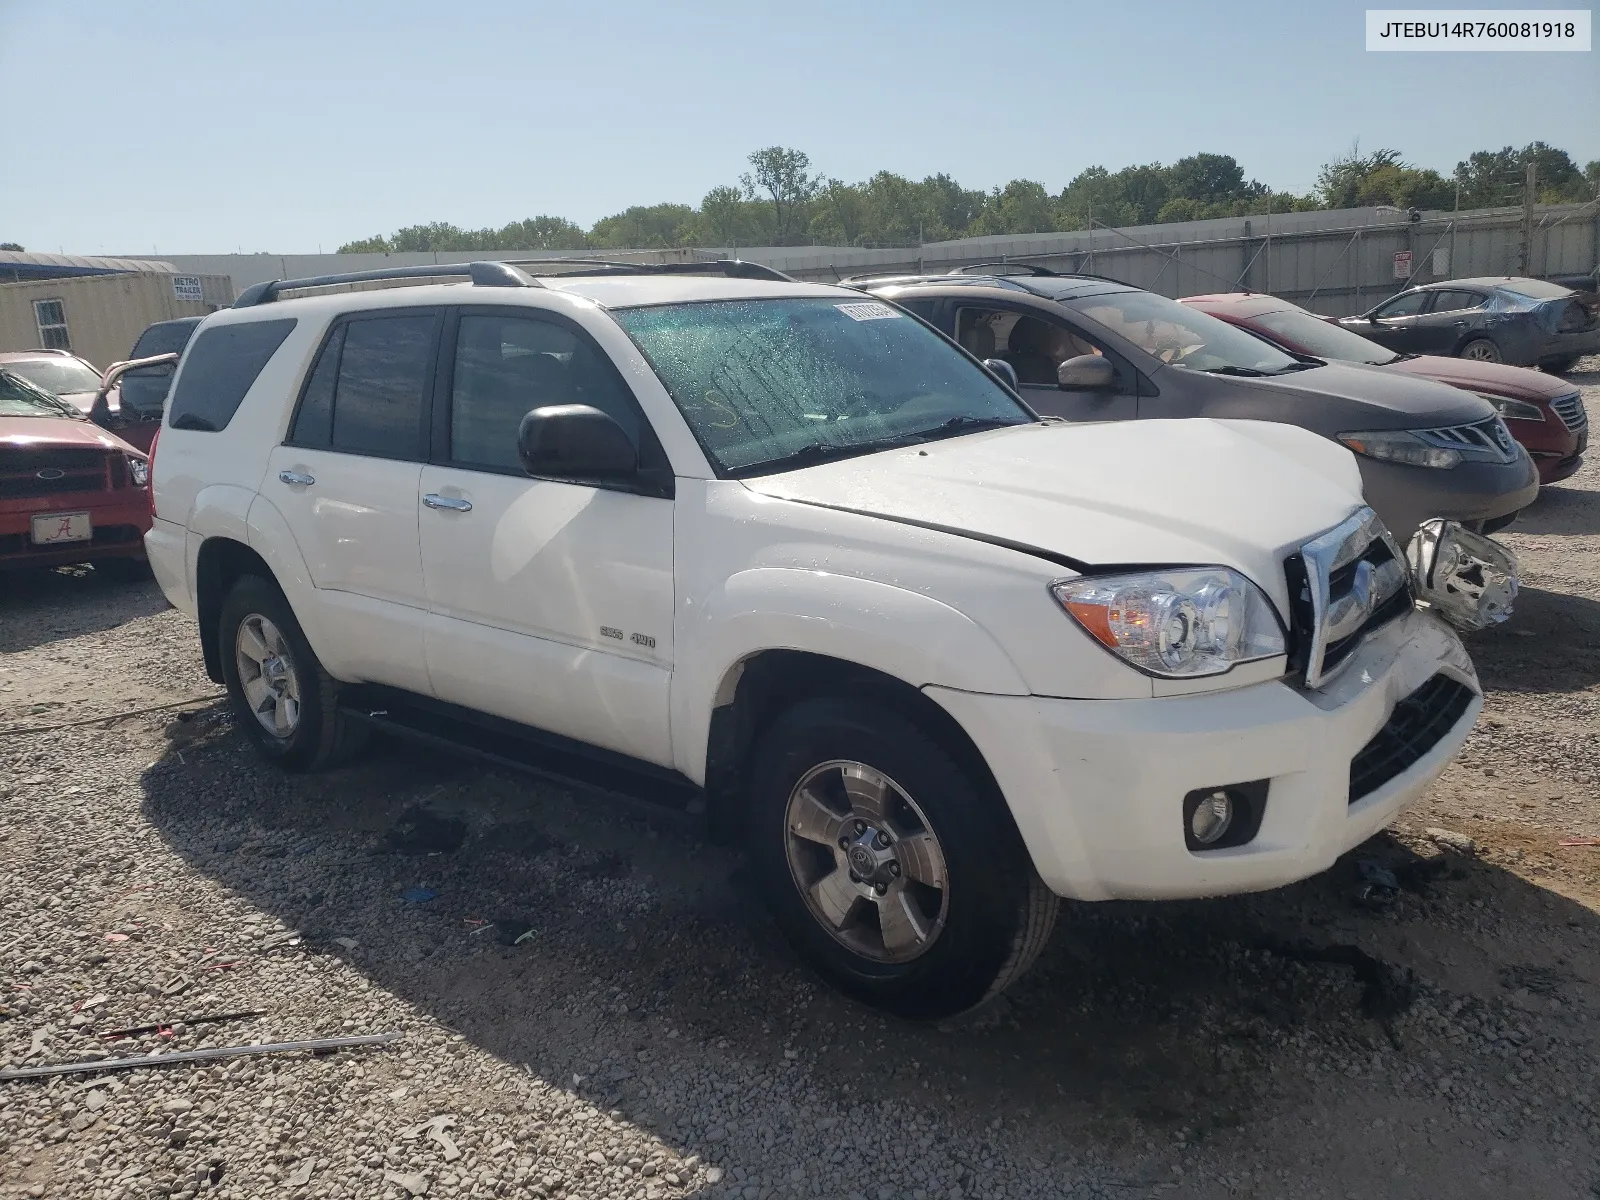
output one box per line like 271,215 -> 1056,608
145,259 -> 1513,1018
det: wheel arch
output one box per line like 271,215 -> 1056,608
194,537 -> 276,684
701,649 -> 1010,847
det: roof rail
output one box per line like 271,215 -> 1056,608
232,260 -> 538,308
836,271 -> 935,287
500,257 -> 795,283
947,262 -> 1060,277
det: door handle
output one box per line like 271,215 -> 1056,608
423,493 -> 473,512
278,470 -> 315,486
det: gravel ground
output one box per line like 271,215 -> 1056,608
2,359 -> 1599,1200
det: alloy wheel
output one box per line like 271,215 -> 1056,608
783,759 -> 950,963
234,613 -> 302,737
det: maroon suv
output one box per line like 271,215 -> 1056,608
1181,292 -> 1587,484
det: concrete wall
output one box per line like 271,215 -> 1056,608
119,201 -> 1599,319
0,272 -> 234,370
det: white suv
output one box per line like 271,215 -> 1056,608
146,259 -> 1500,1018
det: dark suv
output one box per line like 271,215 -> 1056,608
852,266 -> 1538,536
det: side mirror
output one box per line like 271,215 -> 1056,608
1057,354 -> 1117,391
982,358 -> 1019,391
1367,314 -> 1381,324
518,404 -> 637,480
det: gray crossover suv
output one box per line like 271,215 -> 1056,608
853,267 -> 1538,536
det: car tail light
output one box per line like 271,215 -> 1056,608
146,427 -> 160,503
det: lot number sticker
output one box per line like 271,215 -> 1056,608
172,275 -> 204,302
836,302 -> 901,322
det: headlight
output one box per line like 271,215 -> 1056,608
1050,568 -> 1286,678
1337,429 -> 1461,469
126,455 -> 150,487
1471,392 -> 1545,422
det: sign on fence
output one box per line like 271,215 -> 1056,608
1392,251 -> 1413,279
172,276 -> 204,303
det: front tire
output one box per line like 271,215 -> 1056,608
747,697 -> 1057,1019
218,575 -> 367,771
1459,337 -> 1502,364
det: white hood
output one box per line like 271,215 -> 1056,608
742,418 -> 1367,609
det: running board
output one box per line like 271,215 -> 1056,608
339,685 -> 704,815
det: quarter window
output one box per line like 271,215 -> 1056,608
33,299 -> 70,350
327,315 -> 436,460
448,313 -> 641,471
167,319 -> 297,432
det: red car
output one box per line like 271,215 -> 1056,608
1180,292 -> 1587,484
0,367 -> 152,577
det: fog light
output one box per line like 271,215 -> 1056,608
1189,791 -> 1234,845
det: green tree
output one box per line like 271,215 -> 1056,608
970,180 -> 1057,236
1454,142 -> 1590,207
698,185 -> 753,246
588,204 -> 696,249
0,241 -> 24,252
740,147 -> 820,245
810,179 -> 868,245
1585,161 -> 1600,198
494,216 -> 588,250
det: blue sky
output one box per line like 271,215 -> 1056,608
1,0 -> 1594,254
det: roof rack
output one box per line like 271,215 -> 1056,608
232,257 -> 796,309
947,262 -> 1060,277
233,261 -> 537,308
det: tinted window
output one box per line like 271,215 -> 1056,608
1251,307 -> 1398,364
1374,292 -> 1427,318
329,315 -> 435,460
450,313 -> 641,471
131,319 -> 201,358
290,325 -> 343,447
166,319 -> 297,432
1429,290 -> 1486,313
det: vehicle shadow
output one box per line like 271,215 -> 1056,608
1466,585 -> 1600,693
135,723 -> 1600,1189
1509,481 -> 1600,537
0,567 -> 169,653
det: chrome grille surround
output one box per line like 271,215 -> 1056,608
1550,392 -> 1587,432
1294,507 -> 1412,689
1415,416 -> 1518,462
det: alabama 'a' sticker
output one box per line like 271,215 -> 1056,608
835,301 -> 902,322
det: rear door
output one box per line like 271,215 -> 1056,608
1416,289 -> 1488,354
952,302 -> 1140,421
416,306 -> 675,765
264,308 -> 440,696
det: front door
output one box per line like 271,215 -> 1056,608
1357,291 -> 1430,352
417,308 -> 675,766
263,308 -> 440,695
952,303 -> 1140,422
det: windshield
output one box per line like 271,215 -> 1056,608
1075,291 -> 1302,375
1251,306 -> 1399,365
4,357 -> 102,396
0,369 -> 82,418
613,297 -> 1031,476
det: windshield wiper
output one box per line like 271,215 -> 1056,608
909,414 -> 1019,439
729,438 -> 912,478
1198,365 -> 1268,377
1269,361 -> 1322,374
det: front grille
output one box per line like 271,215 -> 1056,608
1417,416 -> 1517,460
1349,675 -> 1475,804
0,447 -> 114,499
1287,508 -> 1412,688
1550,392 -> 1587,432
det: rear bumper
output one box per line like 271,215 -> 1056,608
0,492 -> 151,568
1539,328 -> 1600,366
930,609 -> 1478,901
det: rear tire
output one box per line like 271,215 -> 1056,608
218,575 -> 368,771
746,696 -> 1058,1019
1458,338 -> 1502,364
1542,357 -> 1579,376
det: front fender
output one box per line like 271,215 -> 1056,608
671,567 -> 1028,783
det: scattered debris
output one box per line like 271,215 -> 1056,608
401,887 -> 438,904
332,937 -> 359,951
287,1161 -> 314,1187
493,918 -> 536,946
0,1032 -> 403,1081
104,933 -> 129,943
1425,827 -> 1477,854
26,1026 -> 55,1059
98,1008 -> 267,1040
401,1114 -> 463,1162
160,974 -> 191,997
1353,858 -> 1400,908
1558,836 -> 1600,847
386,806 -> 467,855
260,931 -> 303,951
